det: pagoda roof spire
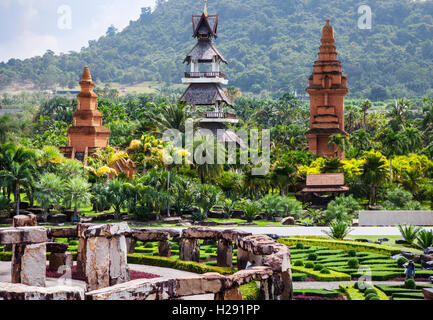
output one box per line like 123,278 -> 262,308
81,66 -> 92,82
321,18 -> 335,46
204,0 -> 208,17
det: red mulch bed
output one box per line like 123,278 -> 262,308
46,265 -> 160,282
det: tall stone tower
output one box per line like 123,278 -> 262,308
66,67 -> 110,161
305,19 -> 348,159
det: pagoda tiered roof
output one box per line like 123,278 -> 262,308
180,83 -> 232,106
192,13 -> 218,38
183,39 -> 227,64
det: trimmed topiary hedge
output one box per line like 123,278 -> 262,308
339,284 -> 388,300
0,251 -> 12,261
292,266 -> 351,281
279,238 -> 400,256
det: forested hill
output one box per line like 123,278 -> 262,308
1,0 -> 433,99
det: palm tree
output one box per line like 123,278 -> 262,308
386,98 -> 411,127
359,99 -> 372,129
0,143 -> 36,215
144,100 -> 189,134
360,150 -> 389,206
64,176 -> 91,221
0,114 -> 17,143
34,173 -> 64,222
377,127 -> 407,183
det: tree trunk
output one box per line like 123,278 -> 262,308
167,170 -> 171,217
43,209 -> 48,222
389,154 -> 393,184
15,182 -> 20,216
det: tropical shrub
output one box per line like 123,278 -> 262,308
322,221 -> 353,240
320,268 -> 330,274
305,262 -> 315,268
240,199 -> 260,222
381,187 -> 422,210
295,242 -> 305,249
313,263 -> 324,271
398,224 -> 422,245
415,229 -> 433,250
193,184 -> 222,217
293,260 -> 304,267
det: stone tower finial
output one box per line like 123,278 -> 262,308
321,18 -> 334,45
81,66 -> 92,82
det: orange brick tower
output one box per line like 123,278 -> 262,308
305,19 -> 348,159
66,67 -> 110,161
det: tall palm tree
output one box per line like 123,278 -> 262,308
360,150 -> 389,206
377,127 -> 407,183
145,100 -> 189,134
0,143 -> 36,215
359,99 -> 372,129
64,176 -> 91,221
34,173 -> 64,222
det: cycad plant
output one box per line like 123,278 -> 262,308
415,229 -> 433,250
398,224 -> 422,245
323,220 -> 353,240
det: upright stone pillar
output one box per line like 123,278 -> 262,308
158,241 -> 171,257
237,248 -> 249,270
217,239 -> 233,267
179,238 -> 200,262
125,235 -> 137,254
0,227 -> 47,287
84,223 -> 130,291
76,223 -> 92,275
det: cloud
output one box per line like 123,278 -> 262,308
0,0 -> 156,62
0,31 -> 60,62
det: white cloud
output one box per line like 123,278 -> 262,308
0,31 -> 60,62
0,0 -> 156,62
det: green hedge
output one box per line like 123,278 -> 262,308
239,281 -> 260,300
292,273 -> 307,282
0,251 -> 12,261
127,254 -> 236,275
293,289 -> 339,298
279,238 -> 400,256
339,284 -> 388,300
292,266 -> 351,281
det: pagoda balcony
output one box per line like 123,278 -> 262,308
205,111 -> 237,119
182,72 -> 228,85
184,71 -> 226,79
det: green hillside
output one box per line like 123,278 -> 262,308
1,0 -> 433,99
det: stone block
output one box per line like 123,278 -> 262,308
0,227 -> 47,244
217,238 -> 233,268
179,238 -> 200,262
182,227 -> 221,240
47,227 -> 78,238
20,243 -> 46,287
158,241 -> 171,257
0,282 -> 84,300
215,287 -> 242,300
49,252 -> 73,272
84,222 -> 130,238
86,237 -> 111,291
13,214 -> 37,227
108,236 -> 130,286
133,229 -> 170,242
86,278 -> 176,300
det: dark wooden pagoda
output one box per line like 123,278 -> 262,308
180,3 -> 244,147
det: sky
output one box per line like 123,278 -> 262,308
0,0 -> 157,62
